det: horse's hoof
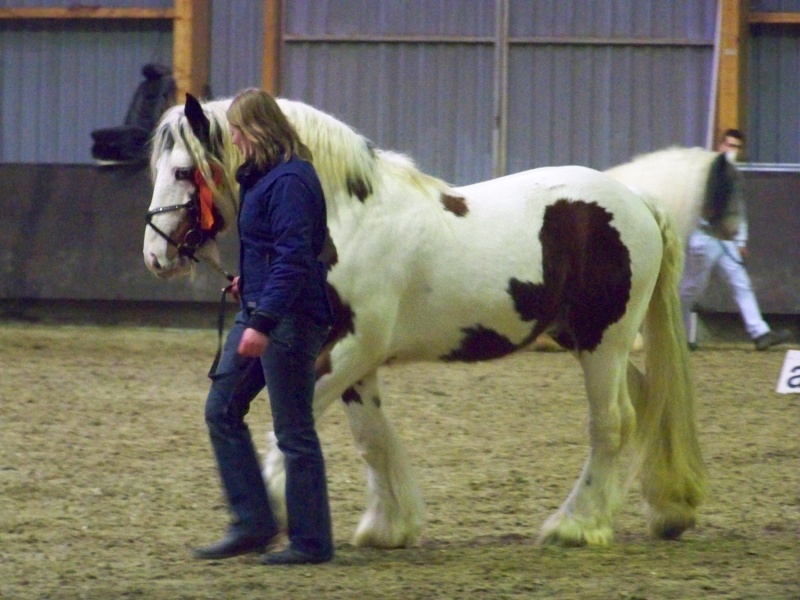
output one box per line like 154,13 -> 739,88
537,513 -> 612,547
352,507 -> 423,549
653,517 -> 695,540
538,531 -> 588,547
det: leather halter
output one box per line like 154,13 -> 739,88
145,167 -> 220,262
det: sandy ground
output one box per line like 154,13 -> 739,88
1,323 -> 798,599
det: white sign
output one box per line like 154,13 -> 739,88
776,350 -> 800,394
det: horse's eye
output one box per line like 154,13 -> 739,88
175,168 -> 193,181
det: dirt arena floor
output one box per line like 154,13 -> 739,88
1,322 -> 798,599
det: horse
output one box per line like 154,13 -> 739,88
143,94 -> 706,549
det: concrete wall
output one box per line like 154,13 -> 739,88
1,163 -> 797,317
696,165 -> 800,315
0,164 -> 239,307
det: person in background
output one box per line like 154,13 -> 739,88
193,88 -> 335,565
681,128 -> 792,351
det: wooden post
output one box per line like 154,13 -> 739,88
491,0 -> 509,178
715,0 -> 748,143
262,0 -> 282,95
173,0 -> 211,102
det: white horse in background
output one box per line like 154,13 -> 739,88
606,146 -> 745,243
143,94 -> 708,549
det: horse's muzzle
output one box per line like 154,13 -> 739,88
145,252 -> 191,279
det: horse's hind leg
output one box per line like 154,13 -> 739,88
538,345 -> 637,546
342,370 -> 425,548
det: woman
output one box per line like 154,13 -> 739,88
194,88 -> 334,565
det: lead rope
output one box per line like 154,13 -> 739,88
200,254 -> 236,378
717,238 -> 745,266
207,286 -> 230,377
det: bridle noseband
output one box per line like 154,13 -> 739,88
145,167 -> 218,263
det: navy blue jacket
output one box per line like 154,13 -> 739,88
236,156 -> 333,336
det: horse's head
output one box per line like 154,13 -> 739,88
143,94 -> 239,279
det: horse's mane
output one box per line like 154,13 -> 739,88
149,95 -> 455,232
276,99 -> 455,221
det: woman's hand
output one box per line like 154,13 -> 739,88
238,327 -> 269,357
225,276 -> 241,301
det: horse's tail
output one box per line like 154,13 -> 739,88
635,202 -> 707,539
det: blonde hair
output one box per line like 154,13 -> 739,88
226,88 -> 312,170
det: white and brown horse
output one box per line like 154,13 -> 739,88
143,94 -> 707,548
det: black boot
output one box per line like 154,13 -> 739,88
261,546 -> 332,565
754,328 -> 792,351
194,531 -> 276,560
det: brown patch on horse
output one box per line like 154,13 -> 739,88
442,325 -> 516,362
314,284 -> 355,381
441,193 -> 469,216
325,284 -> 355,344
347,175 -> 373,202
508,199 -> 631,352
342,387 -> 362,405
315,347 -> 332,380
319,233 -> 338,269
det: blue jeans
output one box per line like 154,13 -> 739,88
204,310 -> 333,559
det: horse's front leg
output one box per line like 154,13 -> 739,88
538,348 -> 636,546
342,370 -> 425,548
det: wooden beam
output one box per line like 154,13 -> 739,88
282,33 -> 711,47
172,0 -> 211,102
749,11 -> 800,25
262,0 -> 282,95
715,0 -> 747,144
0,7 -> 174,19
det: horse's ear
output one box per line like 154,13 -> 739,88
185,93 -> 211,148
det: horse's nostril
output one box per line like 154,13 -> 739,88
151,255 -> 162,271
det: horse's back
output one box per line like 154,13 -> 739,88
456,165 -> 661,241
459,164 -> 643,202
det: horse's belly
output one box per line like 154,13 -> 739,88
390,288 -> 537,362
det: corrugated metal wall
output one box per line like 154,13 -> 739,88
280,0 -> 716,181
281,1 -> 496,184
506,1 -> 716,172
749,0 -> 800,163
208,0 -> 263,99
0,0 -> 173,163
0,0 -> 265,164
2,1 -> 799,179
